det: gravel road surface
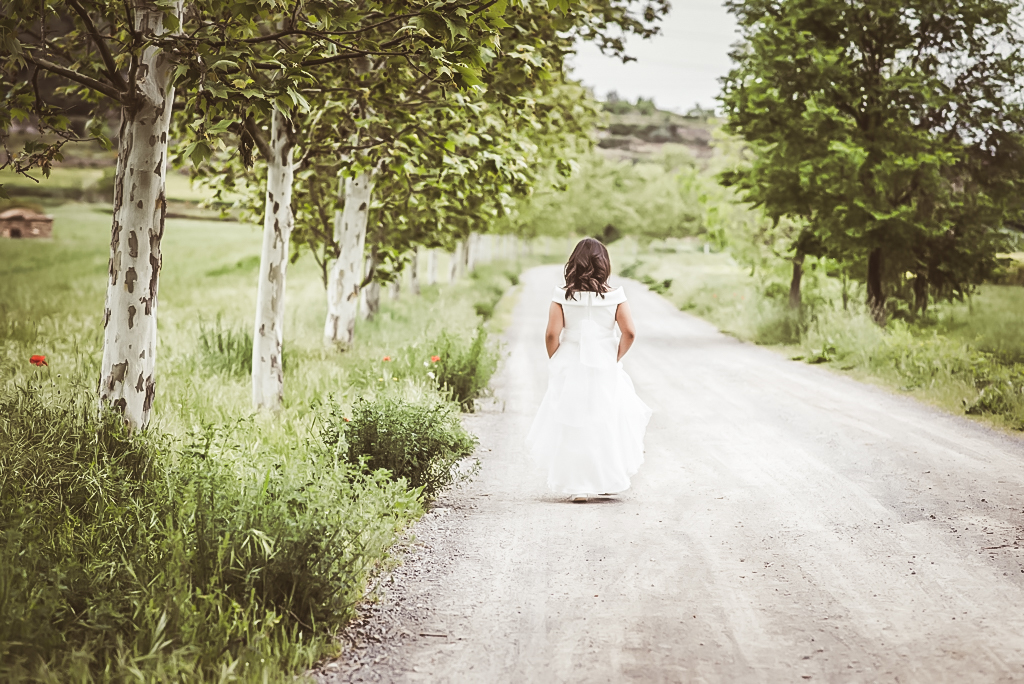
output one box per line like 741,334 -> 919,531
320,264 -> 1024,683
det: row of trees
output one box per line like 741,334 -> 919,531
1,0 -> 668,428
503,145 -> 715,244
719,0 -> 1024,323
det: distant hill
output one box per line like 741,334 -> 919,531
596,96 -> 718,162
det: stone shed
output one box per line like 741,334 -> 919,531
0,208 -> 53,239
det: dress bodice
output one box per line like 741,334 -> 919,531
552,286 -> 626,341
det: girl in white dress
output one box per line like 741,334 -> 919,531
526,238 -> 652,502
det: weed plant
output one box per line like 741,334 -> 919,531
197,315 -> 254,376
429,326 -> 500,411
320,384 -> 479,498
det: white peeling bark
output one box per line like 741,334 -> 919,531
410,249 -> 420,295
323,171 -> 373,345
427,248 -> 438,285
466,233 -> 478,272
251,108 -> 294,411
98,1 -> 182,430
359,255 -> 370,317
449,243 -> 461,283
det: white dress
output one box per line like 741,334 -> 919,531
526,286 -> 652,494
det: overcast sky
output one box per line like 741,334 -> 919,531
569,0 -> 740,113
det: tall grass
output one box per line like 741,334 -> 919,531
0,387 -> 420,681
197,315 -> 254,376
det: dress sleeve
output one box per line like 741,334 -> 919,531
552,287 -> 567,304
604,287 -> 627,305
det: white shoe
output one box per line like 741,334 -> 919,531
570,494 -> 588,503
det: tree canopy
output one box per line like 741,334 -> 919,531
719,0 -> 1024,321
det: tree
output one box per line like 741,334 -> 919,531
720,0 -> 1024,323
2,0 -> 186,429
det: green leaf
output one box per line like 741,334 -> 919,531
454,65 -> 484,87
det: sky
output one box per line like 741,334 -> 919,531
568,0 -> 741,113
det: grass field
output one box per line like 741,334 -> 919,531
610,238 -> 1024,432
0,202 -> 556,682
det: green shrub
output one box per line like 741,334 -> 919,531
0,390 -> 420,681
474,297 -> 497,319
325,389 -> 478,499
964,365 -> 1024,428
430,325 -> 499,411
639,273 -> 673,295
752,303 -> 802,345
619,260 -> 642,278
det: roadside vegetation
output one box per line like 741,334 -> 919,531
610,239 -> 1024,431
0,200 -> 559,681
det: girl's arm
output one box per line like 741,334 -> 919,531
615,301 -> 636,361
545,302 -> 564,358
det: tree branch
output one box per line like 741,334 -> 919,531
65,0 -> 129,92
243,116 -> 273,162
300,38 -> 411,67
22,54 -> 123,101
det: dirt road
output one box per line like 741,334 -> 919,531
326,264 -> 1024,683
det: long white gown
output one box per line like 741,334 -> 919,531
526,286 -> 652,495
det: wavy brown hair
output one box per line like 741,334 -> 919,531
563,237 -> 612,301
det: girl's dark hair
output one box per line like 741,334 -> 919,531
563,237 -> 611,301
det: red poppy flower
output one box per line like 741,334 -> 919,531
343,417 -> 351,422
382,356 -> 391,362
29,355 -> 47,367
431,355 -> 440,363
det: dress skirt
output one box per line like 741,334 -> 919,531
526,334 -> 652,495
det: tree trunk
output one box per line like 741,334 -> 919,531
867,247 -> 886,325
361,253 -> 379,320
364,280 -> 381,318
410,248 -> 421,295
463,236 -> 474,273
427,248 -> 438,285
913,274 -> 929,315
251,108 -> 295,410
389,277 -> 400,301
789,252 -> 804,310
359,255 -> 371,318
98,1 -> 182,430
465,234 -> 474,273
449,242 -> 461,283
323,171 -> 373,345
